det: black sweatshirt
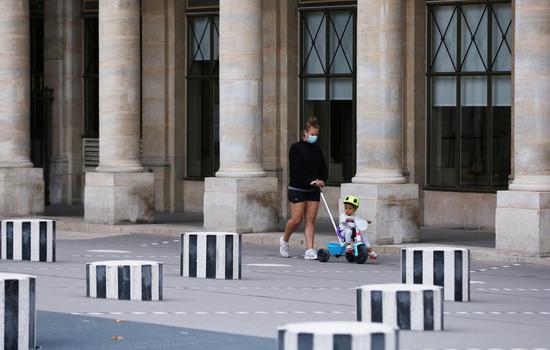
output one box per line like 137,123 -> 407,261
288,140 -> 328,190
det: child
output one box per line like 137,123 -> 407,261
339,195 -> 377,259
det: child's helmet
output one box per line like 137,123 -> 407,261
343,195 -> 360,208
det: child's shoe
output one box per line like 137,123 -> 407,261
346,244 -> 353,253
368,251 -> 378,260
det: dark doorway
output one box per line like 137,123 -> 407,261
30,0 -> 53,205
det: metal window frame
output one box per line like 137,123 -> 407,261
299,6 -> 357,185
298,0 -> 357,9
426,0 -> 512,193
186,0 -> 219,13
185,13 -> 220,180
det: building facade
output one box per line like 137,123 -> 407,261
0,0 -> 548,256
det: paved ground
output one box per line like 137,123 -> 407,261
2,231 -> 550,350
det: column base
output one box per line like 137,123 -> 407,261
341,183 -> 419,244
49,157 -> 69,205
204,177 -> 278,233
496,190 -> 550,257
84,172 -> 155,224
0,168 -> 44,216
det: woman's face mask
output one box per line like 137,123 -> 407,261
306,135 -> 318,144
304,128 -> 319,144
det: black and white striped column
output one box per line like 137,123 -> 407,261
0,273 -> 36,350
86,260 -> 162,301
1,219 -> 56,262
356,284 -> 443,331
278,321 -> 398,350
401,247 -> 470,301
180,232 -> 242,279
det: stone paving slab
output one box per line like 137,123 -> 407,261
37,311 -> 275,350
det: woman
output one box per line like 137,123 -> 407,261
280,116 -> 328,260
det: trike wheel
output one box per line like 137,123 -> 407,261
345,252 -> 355,263
317,248 -> 330,262
355,244 -> 368,264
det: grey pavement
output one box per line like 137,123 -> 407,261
47,205 -> 549,265
1,230 -> 550,349
37,311 -> 275,350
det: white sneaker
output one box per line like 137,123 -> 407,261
304,248 -> 318,260
279,237 -> 289,258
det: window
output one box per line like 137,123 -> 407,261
186,15 -> 219,178
427,1 -> 511,190
300,7 -> 356,184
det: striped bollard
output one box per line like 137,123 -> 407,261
401,247 -> 470,301
0,273 -> 36,350
1,219 -> 56,262
356,284 -> 443,331
278,321 -> 398,350
180,232 -> 242,279
86,261 -> 163,301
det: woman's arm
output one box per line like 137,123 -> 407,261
319,148 -> 328,182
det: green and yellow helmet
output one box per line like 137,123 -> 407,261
343,195 -> 360,208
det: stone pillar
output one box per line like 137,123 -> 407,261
44,0 -> 66,205
46,0 -> 83,205
341,0 -> 418,244
84,0 -> 154,224
203,0 -> 278,232
63,0 -> 84,205
0,0 -> 44,215
495,1 -> 550,256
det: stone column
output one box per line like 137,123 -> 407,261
46,0 -> 83,206
63,0 -> 84,204
0,0 -> 44,215
341,0 -> 418,244
203,0 -> 278,232
44,0 -> 66,205
84,0 -> 154,224
496,1 -> 550,256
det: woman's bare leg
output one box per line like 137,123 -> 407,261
283,202 -> 305,242
304,200 -> 320,249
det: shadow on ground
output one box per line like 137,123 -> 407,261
37,311 -> 276,350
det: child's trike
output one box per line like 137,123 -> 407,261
317,241 -> 368,264
317,189 -> 371,264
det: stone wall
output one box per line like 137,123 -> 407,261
424,191 -> 496,231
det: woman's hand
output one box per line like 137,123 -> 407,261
310,179 -> 325,188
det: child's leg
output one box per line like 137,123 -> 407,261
344,229 -> 353,244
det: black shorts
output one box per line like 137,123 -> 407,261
288,188 -> 320,203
